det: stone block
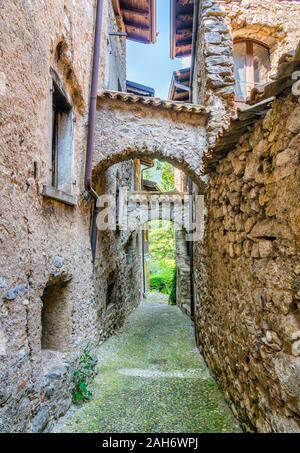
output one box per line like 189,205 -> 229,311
258,240 -> 273,258
276,148 -> 299,167
248,220 -> 292,241
31,407 -> 50,433
53,256 -> 64,269
205,45 -> 231,56
6,283 -> 29,301
227,191 -> 240,207
292,340 -> 300,357
231,158 -> 246,176
244,158 -> 261,181
205,31 -> 222,44
286,107 -> 300,134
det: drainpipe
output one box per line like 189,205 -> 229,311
85,0 -> 105,264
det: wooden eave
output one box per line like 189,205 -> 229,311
168,67 -> 191,102
112,0 -> 157,44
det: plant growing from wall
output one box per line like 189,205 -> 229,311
73,345 -> 97,404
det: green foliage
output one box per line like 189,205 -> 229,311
169,268 -> 177,305
156,161 -> 175,192
73,346 -> 97,405
149,268 -> 174,295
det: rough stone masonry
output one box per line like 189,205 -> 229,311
0,0 -> 142,432
1,0 -> 300,434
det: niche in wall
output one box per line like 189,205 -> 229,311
41,278 -> 72,352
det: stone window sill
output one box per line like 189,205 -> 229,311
42,185 -> 77,207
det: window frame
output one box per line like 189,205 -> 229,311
48,69 -> 75,195
233,38 -> 270,103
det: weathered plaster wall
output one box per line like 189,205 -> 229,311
0,0 -> 95,433
0,0 -> 140,433
93,162 -> 142,341
195,92 -> 300,432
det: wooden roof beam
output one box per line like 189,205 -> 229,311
112,0 -> 126,32
124,20 -> 150,31
176,14 -> 193,22
121,7 -> 149,17
176,37 -> 192,47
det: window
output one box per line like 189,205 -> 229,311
233,40 -> 270,102
51,80 -> 73,193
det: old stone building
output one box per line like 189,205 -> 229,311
190,0 -> 300,433
1,0 -> 300,433
0,0 -> 152,432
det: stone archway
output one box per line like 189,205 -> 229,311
93,90 -> 209,190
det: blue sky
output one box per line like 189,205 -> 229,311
126,0 -> 189,99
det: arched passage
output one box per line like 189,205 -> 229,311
92,91 -> 208,191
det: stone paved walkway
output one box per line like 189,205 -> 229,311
56,296 -> 242,433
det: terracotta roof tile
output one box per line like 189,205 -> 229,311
98,90 -> 207,115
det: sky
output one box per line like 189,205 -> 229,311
126,0 -> 190,99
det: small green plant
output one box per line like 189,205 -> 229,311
73,346 -> 97,405
149,268 -> 175,294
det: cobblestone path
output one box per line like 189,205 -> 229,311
56,297 -> 241,433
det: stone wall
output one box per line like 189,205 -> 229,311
0,0 -> 141,433
175,231 -> 191,317
195,91 -> 300,432
193,0 -> 235,146
94,96 -> 208,184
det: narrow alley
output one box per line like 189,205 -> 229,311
2,0 -> 300,436
55,296 -> 241,433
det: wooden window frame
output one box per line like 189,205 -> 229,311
234,39 -> 270,103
